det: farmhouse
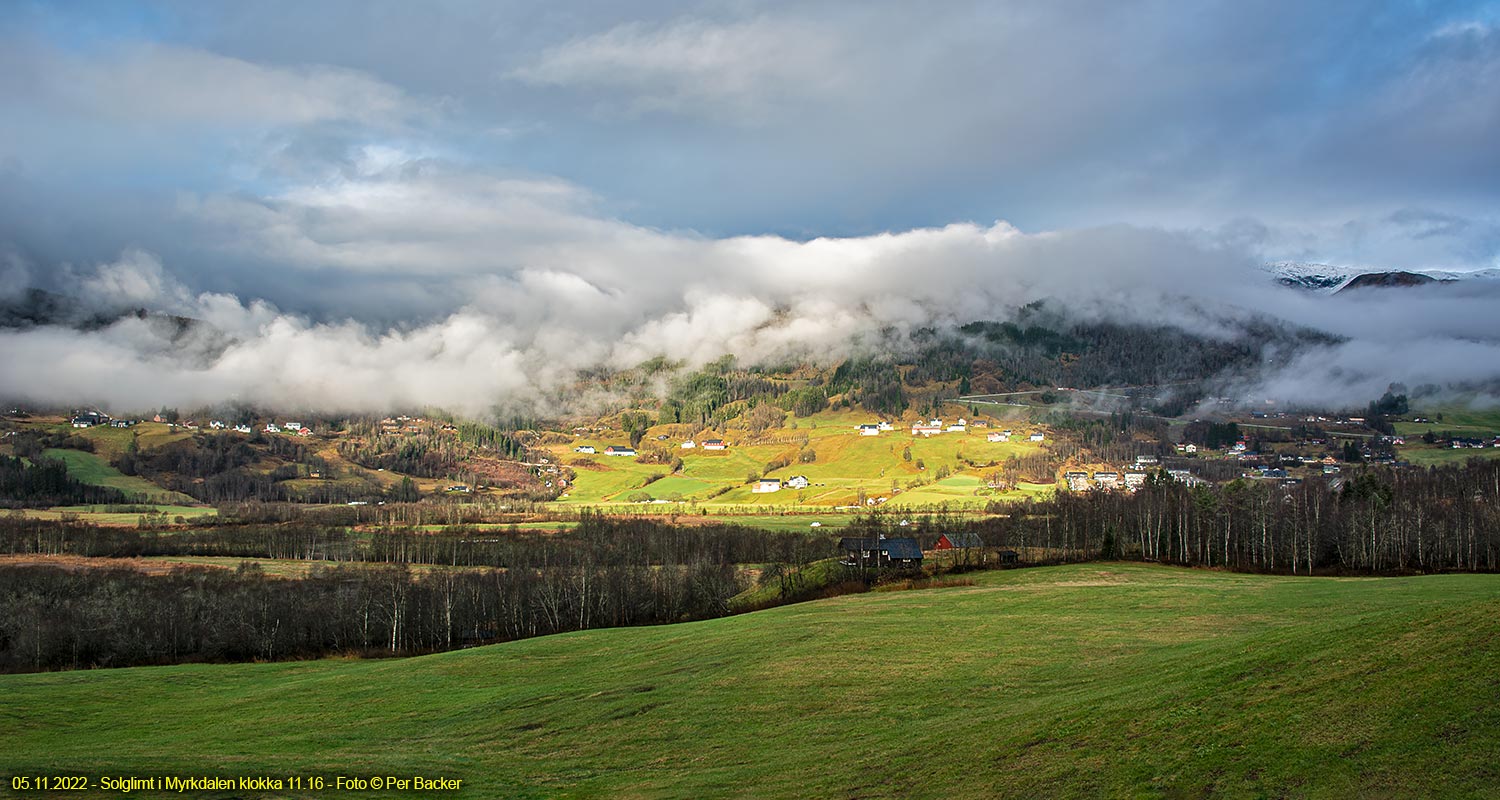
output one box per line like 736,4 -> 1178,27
604,445 -> 636,456
838,536 -> 924,567
70,411 -> 106,428
575,445 -> 596,454
786,475 -> 810,489
680,440 -> 696,449
859,424 -> 880,436
753,478 -> 782,493
877,421 -> 894,431
911,423 -> 943,437
233,424 -> 252,434
935,532 -> 984,550
265,424 -> 281,433
1064,471 -> 1091,491
702,439 -> 727,450
987,432 -> 1009,442
1029,432 -> 1045,442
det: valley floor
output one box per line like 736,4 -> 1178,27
3,564 -> 1498,798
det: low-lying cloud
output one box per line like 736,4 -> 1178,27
3,158 -> 1499,418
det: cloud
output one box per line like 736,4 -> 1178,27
6,166 -> 1500,417
0,40 -> 416,128
507,16 -> 850,120
3,4 -> 1500,418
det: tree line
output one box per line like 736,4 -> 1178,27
0,561 -> 741,673
907,459 -> 1500,574
0,514 -> 837,673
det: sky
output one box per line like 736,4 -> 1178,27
2,0 -> 1499,413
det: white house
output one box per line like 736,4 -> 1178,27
877,421 -> 894,431
1094,471 -> 1120,488
702,439 -> 727,450
680,440 -> 696,449
265,424 -> 281,433
911,424 -> 943,437
283,421 -> 302,432
752,478 -> 782,493
1064,471 -> 1091,491
1029,432 -> 1045,442
209,420 -> 225,430
859,424 -> 880,436
786,475 -> 810,489
604,445 -> 636,456
1123,471 -> 1147,489
987,432 -> 1009,442
1184,444 -> 1198,454
233,424 -> 252,434
946,423 -> 967,433
575,445 -> 596,454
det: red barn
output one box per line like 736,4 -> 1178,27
934,533 -> 984,550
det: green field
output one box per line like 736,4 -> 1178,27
5,564 -> 1497,798
1397,443 -> 1500,467
550,408 -> 1055,508
19,505 -> 217,526
40,449 -> 200,505
66,422 -> 196,459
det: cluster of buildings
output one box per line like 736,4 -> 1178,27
904,418 -> 1044,442
751,475 -> 811,493
577,438 -> 732,457
263,422 -> 311,437
69,410 -> 126,428
66,409 -> 316,438
1064,456 -> 1202,492
1447,436 -> 1500,450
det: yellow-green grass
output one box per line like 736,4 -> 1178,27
40,448 -> 199,505
135,557 -> 498,577
404,522 -> 582,532
64,422 -> 196,458
551,411 -> 1049,508
4,564 -> 1498,798
16,505 -> 217,526
1394,406 -> 1500,439
696,513 -> 859,531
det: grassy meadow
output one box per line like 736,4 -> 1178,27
39,448 -> 199,505
4,563 -> 1497,798
549,408 -> 1055,508
1394,404 -> 1500,466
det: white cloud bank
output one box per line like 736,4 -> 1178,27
4,158 -> 1499,417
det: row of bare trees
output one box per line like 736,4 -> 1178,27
937,460 -> 1500,574
0,560 -> 742,673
